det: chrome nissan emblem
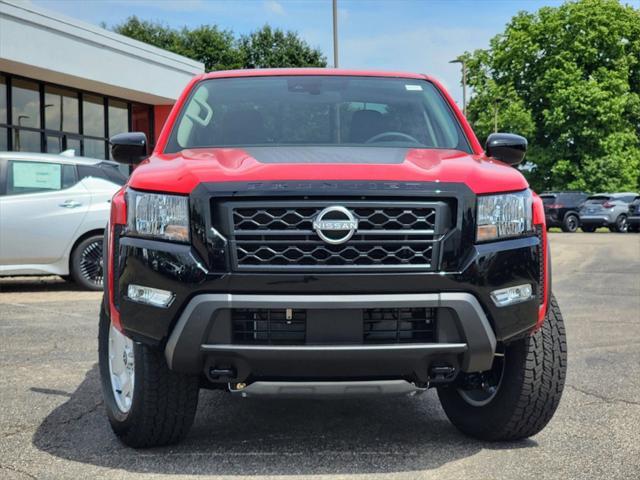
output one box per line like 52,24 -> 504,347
312,206 -> 359,245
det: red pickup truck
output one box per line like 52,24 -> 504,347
100,69 -> 566,447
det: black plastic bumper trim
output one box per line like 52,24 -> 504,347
164,292 -> 496,376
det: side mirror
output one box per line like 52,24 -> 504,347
110,132 -> 148,165
485,133 -> 527,166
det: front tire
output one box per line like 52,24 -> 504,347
98,303 -> 200,448
438,295 -> 567,441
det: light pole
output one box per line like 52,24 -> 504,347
449,58 -> 467,117
332,0 -> 339,68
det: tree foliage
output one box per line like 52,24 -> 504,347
464,0 -> 640,193
238,25 -> 327,68
111,17 -> 326,72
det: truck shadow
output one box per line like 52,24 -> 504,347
32,364 -> 535,475
0,276 -> 87,293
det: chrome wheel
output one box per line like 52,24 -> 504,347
108,324 -> 135,413
458,347 -> 506,407
79,239 -> 103,287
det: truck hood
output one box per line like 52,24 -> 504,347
127,146 -> 529,195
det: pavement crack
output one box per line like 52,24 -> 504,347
566,384 -> 640,406
0,464 -> 38,480
56,400 -> 104,426
2,424 -> 32,439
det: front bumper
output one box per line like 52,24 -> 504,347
164,292 -> 496,382
109,181 -> 543,383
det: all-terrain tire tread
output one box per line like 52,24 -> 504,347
498,296 -> 567,439
99,305 -> 199,448
118,345 -> 199,448
438,294 -> 567,441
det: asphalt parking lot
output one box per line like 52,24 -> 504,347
0,232 -> 639,480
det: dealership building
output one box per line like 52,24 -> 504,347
0,0 -> 204,158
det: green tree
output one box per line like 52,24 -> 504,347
464,0 -> 640,192
111,18 -> 326,72
109,16 -> 180,51
177,25 -> 244,71
238,25 -> 327,68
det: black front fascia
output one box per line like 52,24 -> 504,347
115,181 -> 540,345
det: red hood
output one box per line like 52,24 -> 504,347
127,147 -> 529,195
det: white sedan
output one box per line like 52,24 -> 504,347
0,151 -> 126,290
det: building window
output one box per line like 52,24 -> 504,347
0,71 -> 154,157
11,78 -> 40,129
13,130 -> 41,152
45,86 -> 79,133
82,94 -> 104,138
83,138 -> 105,159
108,99 -> 128,137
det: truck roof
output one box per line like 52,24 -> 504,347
199,68 -> 431,81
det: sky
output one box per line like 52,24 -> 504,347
28,0 -> 640,107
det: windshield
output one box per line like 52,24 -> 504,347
165,76 -> 470,153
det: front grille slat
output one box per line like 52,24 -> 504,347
224,201 -> 448,271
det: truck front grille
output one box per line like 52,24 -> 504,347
222,200 -> 449,271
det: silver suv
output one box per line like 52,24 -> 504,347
579,192 -> 639,233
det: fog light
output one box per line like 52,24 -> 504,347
127,284 -> 174,308
490,284 -> 533,307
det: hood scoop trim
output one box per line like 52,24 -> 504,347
243,146 -> 409,165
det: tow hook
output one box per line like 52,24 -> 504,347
228,382 -> 250,397
429,365 -> 457,384
207,367 -> 236,381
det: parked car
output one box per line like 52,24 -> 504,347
540,191 -> 589,232
579,192 -> 639,232
628,195 -> 640,233
99,69 -> 566,448
0,151 -> 127,289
